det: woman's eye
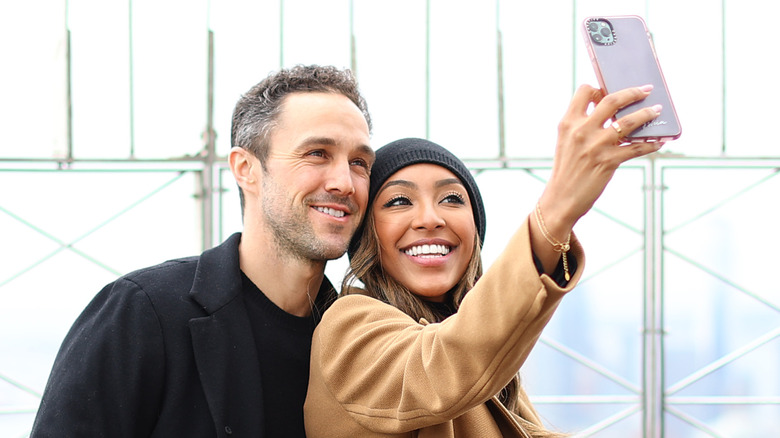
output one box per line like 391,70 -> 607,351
442,193 -> 466,205
383,196 -> 412,208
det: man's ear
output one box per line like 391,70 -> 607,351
228,147 -> 259,192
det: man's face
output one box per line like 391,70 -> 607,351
256,92 -> 373,262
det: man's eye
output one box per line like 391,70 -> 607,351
351,158 -> 369,169
307,150 -> 326,158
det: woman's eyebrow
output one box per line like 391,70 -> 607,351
376,179 -> 416,196
435,178 -> 464,189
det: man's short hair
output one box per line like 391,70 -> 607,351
231,64 -> 372,167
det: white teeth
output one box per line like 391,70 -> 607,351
315,207 -> 345,218
404,244 -> 451,257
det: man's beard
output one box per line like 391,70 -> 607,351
261,179 -> 357,262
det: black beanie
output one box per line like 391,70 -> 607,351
348,137 -> 486,258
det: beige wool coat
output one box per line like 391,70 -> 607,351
304,218 -> 585,437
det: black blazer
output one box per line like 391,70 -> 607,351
31,233 -> 336,437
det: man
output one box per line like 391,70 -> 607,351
31,65 -> 374,437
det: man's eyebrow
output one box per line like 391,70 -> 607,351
294,136 -> 337,151
359,144 -> 376,161
293,137 -> 374,160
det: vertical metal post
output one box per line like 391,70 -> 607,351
201,29 -> 216,250
643,157 -> 665,437
571,0 -> 578,96
279,0 -> 285,67
128,0 -> 136,158
642,9 -> 664,432
721,0 -> 727,154
66,27 -> 74,162
495,0 -> 505,162
349,0 -> 356,75
424,0 -> 430,139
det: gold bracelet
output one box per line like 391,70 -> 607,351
534,202 -> 571,281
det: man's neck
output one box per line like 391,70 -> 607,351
238,234 -> 326,318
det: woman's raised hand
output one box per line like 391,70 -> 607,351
531,84 -> 664,274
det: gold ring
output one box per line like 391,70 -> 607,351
611,121 -> 623,137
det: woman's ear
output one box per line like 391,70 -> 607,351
228,147 -> 258,192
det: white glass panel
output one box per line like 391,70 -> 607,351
724,1 -> 780,157
663,165 -> 780,435
500,165 -> 647,433
352,0 -> 428,148
502,2 -> 576,159
281,0 -> 352,68
477,167 -> 545,265
130,0 -> 210,158
4,2 -> 780,437
428,0 -> 498,159
211,1 -> 281,156
0,2 -> 68,159
68,0 -> 132,158
646,2 -> 723,156
0,169 -> 202,434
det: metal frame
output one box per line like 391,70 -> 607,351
2,0 -> 779,435
2,156 -> 780,437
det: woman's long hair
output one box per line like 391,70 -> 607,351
343,212 -> 567,437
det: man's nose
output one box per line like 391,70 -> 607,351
325,159 -> 356,196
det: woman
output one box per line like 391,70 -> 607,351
304,84 -> 664,437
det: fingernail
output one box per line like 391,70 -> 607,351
639,84 -> 654,92
651,104 -> 663,114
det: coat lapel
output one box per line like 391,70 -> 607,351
190,302 -> 265,436
485,397 -> 530,437
188,233 -> 266,436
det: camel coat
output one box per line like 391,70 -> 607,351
304,218 -> 585,437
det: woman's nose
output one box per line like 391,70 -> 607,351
412,203 -> 445,230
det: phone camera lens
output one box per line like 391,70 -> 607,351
587,19 -> 615,45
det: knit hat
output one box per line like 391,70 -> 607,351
348,137 -> 486,258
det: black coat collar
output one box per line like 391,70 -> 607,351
188,232 -> 264,436
190,232 -> 244,314
187,232 -> 338,436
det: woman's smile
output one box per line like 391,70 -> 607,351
372,163 -> 476,301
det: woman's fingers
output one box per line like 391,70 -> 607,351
564,84 -> 661,148
608,104 -> 663,145
612,140 -> 665,163
589,84 -> 654,125
545,84 -> 666,226
565,84 -> 604,117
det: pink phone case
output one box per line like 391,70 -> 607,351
582,15 -> 681,141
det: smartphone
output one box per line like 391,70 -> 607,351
582,15 -> 681,142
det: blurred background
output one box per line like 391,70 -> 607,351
1,0 -> 778,436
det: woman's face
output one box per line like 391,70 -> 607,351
372,163 -> 476,302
